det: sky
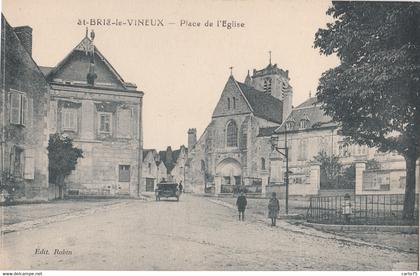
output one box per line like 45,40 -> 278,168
2,0 -> 339,151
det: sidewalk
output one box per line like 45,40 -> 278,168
0,198 -> 138,234
212,196 -> 419,254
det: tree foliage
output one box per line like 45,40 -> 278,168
48,133 -> 83,185
314,2 -> 420,218
314,151 -> 342,183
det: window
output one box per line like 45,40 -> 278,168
223,176 -> 231,185
285,121 -> 295,130
119,165 -> 130,182
263,78 -> 272,93
233,97 -> 236,109
10,146 -> 24,178
300,119 -> 309,129
10,92 -> 27,126
298,139 -> 307,161
98,112 -> 112,134
148,163 -> 152,174
227,98 -> 231,109
261,158 -> 266,170
62,108 -> 77,131
226,120 -> 238,147
201,160 -> 206,172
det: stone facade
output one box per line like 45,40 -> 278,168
43,33 -> 144,197
0,15 -> 50,201
170,145 -> 188,188
273,97 -> 420,196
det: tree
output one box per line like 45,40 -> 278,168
314,151 -> 342,189
314,2 -> 420,219
48,133 -> 83,199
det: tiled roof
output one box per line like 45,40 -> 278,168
275,97 -> 337,133
236,81 -> 283,124
257,127 -> 278,137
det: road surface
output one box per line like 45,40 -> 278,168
0,195 -> 417,270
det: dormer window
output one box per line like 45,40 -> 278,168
263,78 -> 272,93
285,121 -> 295,130
300,119 -> 309,129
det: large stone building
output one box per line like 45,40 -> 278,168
273,97 -> 420,197
40,31 -> 144,197
0,15 -> 50,202
185,62 -> 293,195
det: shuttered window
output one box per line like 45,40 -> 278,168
62,108 -> 77,131
10,92 -> 27,126
24,148 -> 35,180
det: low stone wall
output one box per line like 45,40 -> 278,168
302,221 -> 418,234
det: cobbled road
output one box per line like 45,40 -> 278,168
0,195 -> 418,270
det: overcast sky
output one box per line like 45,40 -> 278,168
3,0 -> 339,151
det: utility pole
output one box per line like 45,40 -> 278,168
271,125 -> 289,214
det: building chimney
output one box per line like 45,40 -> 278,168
14,26 -> 32,56
188,128 -> 197,150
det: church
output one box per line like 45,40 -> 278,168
184,59 -> 420,198
185,61 -> 293,195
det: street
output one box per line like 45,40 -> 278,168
0,195 -> 418,270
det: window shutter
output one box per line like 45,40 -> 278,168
24,148 -> 35,180
10,93 -> 20,124
21,95 -> 27,125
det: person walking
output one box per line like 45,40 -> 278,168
268,192 -> 280,226
178,181 -> 183,194
236,191 -> 247,221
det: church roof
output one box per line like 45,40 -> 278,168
236,81 -> 283,124
275,97 -> 337,133
257,126 -> 278,137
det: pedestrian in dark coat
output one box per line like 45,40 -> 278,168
236,191 -> 247,221
178,181 -> 183,194
268,192 -> 280,226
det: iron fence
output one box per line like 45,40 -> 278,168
306,194 -> 419,225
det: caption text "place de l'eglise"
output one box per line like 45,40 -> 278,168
77,18 -> 246,30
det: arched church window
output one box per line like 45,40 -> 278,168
227,98 -> 231,109
226,120 -> 238,147
233,97 -> 236,109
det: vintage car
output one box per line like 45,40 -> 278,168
155,182 -> 180,201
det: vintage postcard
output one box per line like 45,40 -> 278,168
0,0 -> 419,273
